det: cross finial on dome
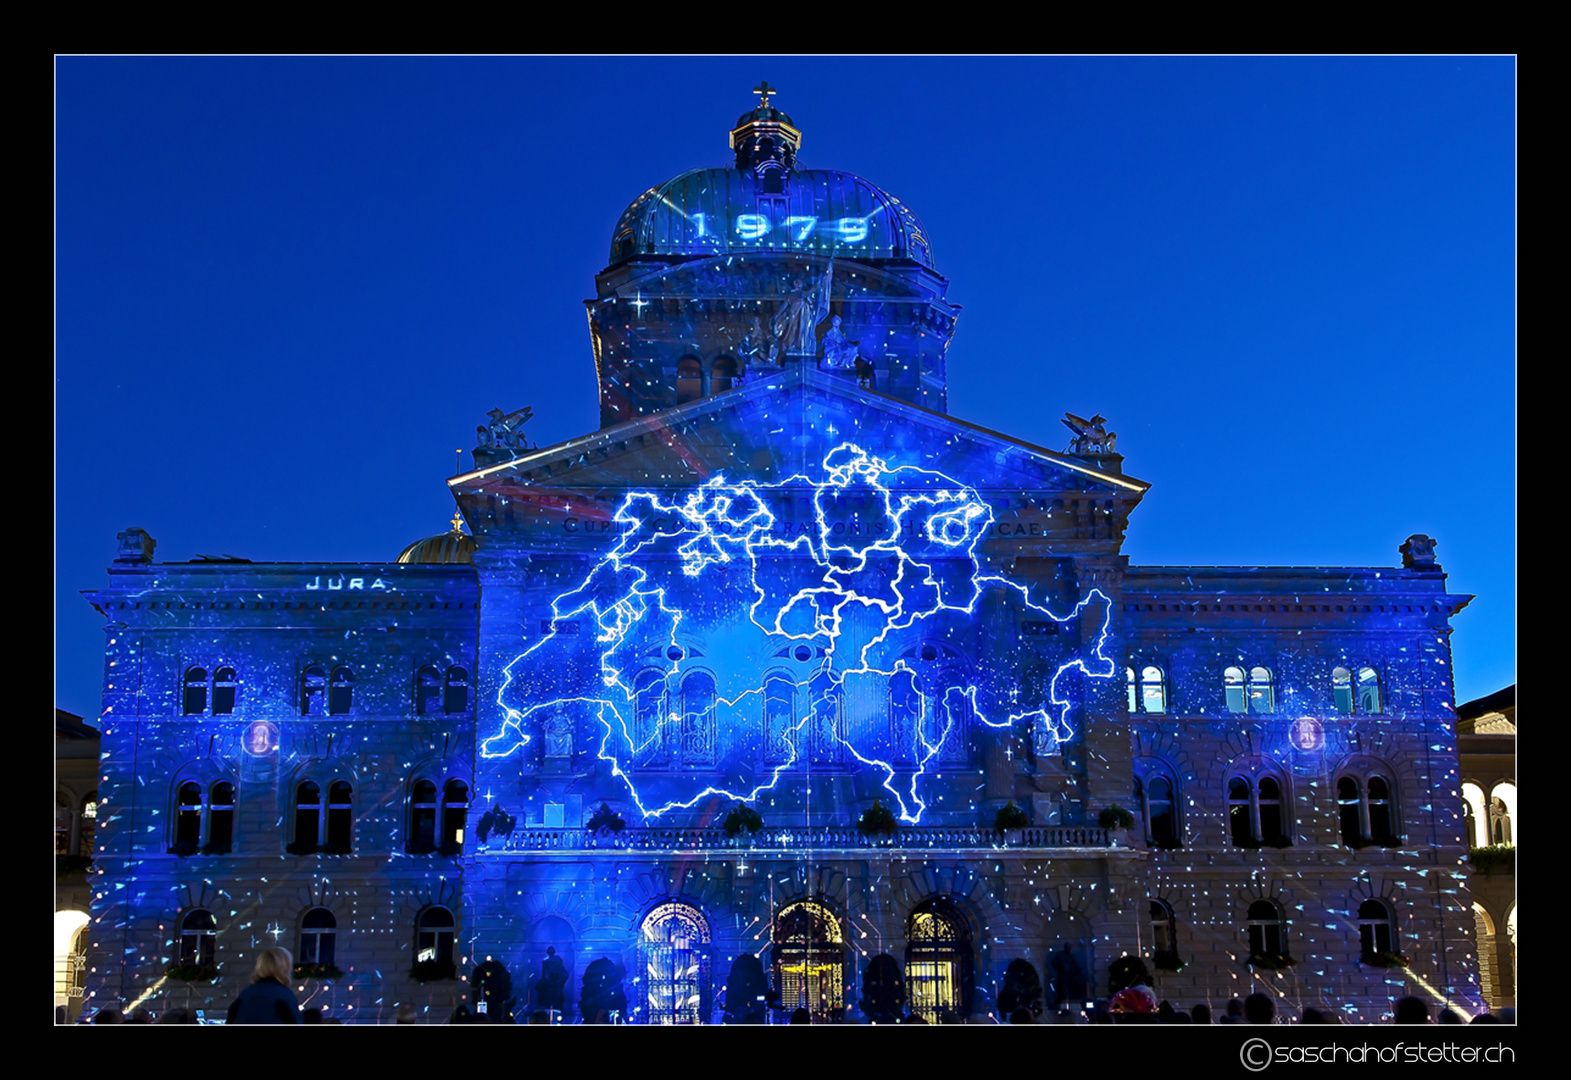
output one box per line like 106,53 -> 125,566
753,80 -> 778,108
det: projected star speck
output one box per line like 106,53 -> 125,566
480,443 -> 1113,824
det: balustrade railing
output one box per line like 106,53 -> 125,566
493,824 -> 1115,853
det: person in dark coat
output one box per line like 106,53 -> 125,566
227,946 -> 302,1024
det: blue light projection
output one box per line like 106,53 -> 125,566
481,444 -> 1113,823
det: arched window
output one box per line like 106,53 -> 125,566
416,666 -> 443,716
300,907 -> 337,968
80,792 -> 97,857
890,669 -> 924,760
416,906 -> 456,975
906,898 -> 972,1023
1140,666 -> 1166,714
676,356 -> 703,405
1461,782 -> 1489,848
1489,781 -> 1516,845
1228,772 -> 1290,847
1137,771 -> 1180,848
56,795 -> 73,855
326,781 -> 354,851
408,780 -> 438,854
208,782 -> 234,852
1248,667 -> 1274,713
1332,667 -> 1354,714
1224,667 -> 1247,713
301,666 -> 327,716
809,671 -> 845,766
1246,900 -> 1287,962
681,671 -> 716,767
443,666 -> 470,715
1150,900 -> 1179,968
1356,667 -> 1382,714
212,667 -> 237,715
175,782 -> 204,850
182,667 -> 208,715
773,900 -> 845,1022
710,355 -> 738,393
1358,898 -> 1397,962
328,667 -> 355,715
764,674 -> 797,765
441,780 -> 469,853
633,669 -> 669,767
640,901 -> 711,1024
1337,769 -> 1400,848
1126,667 -> 1137,713
179,909 -> 217,967
293,781 -> 321,852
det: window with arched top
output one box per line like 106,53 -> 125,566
906,898 -> 973,1023
676,356 -> 703,405
640,901 -> 711,1024
301,666 -> 327,716
1332,667 -> 1354,714
80,792 -> 97,857
633,669 -> 669,767
443,666 -> 469,715
416,906 -> 456,974
710,355 -> 738,393
1337,767 -> 1401,848
808,671 -> 845,766
1228,772 -> 1290,847
408,780 -> 438,854
290,778 -> 353,854
1356,668 -> 1382,714
1358,898 -> 1398,962
764,674 -> 797,766
300,907 -> 337,968
1126,667 -> 1138,713
183,667 -> 208,715
1248,668 -> 1274,713
1224,667 -> 1248,713
1461,782 -> 1488,848
179,909 -> 217,967
171,779 -> 235,855
1246,900 -> 1287,962
211,666 -> 237,714
1150,900 -> 1179,968
1140,666 -> 1167,714
1137,771 -> 1180,848
328,667 -> 355,715
773,900 -> 846,1022
416,666 -> 443,716
681,671 -> 716,767
890,669 -> 924,760
442,780 -> 468,853
175,782 -> 204,850
1490,796 -> 1512,845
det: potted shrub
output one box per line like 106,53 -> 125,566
1098,805 -> 1135,845
164,961 -> 220,983
1246,952 -> 1297,970
857,800 -> 899,841
586,802 -> 625,845
1153,948 -> 1185,973
993,800 -> 1029,841
1359,950 -> 1410,969
722,804 -> 763,841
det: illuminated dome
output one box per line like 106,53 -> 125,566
397,514 -> 476,565
608,89 -> 934,270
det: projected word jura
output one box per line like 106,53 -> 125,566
481,444 -> 1113,824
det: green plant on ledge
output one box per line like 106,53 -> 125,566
993,801 -> 1030,836
1359,951 -> 1410,969
164,962 -> 220,983
1153,949 -> 1185,973
1468,843 -> 1515,874
293,962 -> 344,980
723,804 -> 763,838
1247,952 -> 1297,970
1097,806 -> 1135,830
410,959 -> 457,983
857,801 -> 898,838
586,802 -> 626,834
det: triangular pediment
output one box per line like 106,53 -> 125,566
451,368 -> 1146,547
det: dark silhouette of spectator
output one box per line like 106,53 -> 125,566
1471,1012 -> 1499,1024
1394,996 -> 1430,1024
303,1007 -> 323,1023
1191,1003 -> 1212,1024
395,1003 -> 417,1024
156,1007 -> 197,1023
1244,992 -> 1276,1024
125,1007 -> 153,1023
1301,1006 -> 1324,1024
528,1009 -> 550,1024
226,947 -> 301,1024
1009,1007 -> 1034,1024
449,1004 -> 473,1024
1219,997 -> 1245,1024
92,1008 -> 123,1024
790,1007 -> 811,1024
1439,1008 -> 1465,1024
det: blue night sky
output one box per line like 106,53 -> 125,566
55,56 -> 1515,718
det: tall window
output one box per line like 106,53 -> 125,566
301,666 -> 327,716
676,356 -> 703,405
212,667 -> 237,714
710,355 -> 737,393
328,667 -> 355,715
182,667 -> 208,715
1248,667 -> 1274,713
292,779 -> 352,854
417,666 -> 443,715
179,909 -> 217,967
80,793 -> 97,857
764,674 -> 797,765
890,669 -> 924,760
408,780 -> 438,854
443,666 -> 470,714
1140,666 -> 1167,713
906,899 -> 972,1023
641,901 -> 711,1024
1224,667 -> 1247,713
1126,667 -> 1138,713
442,780 -> 468,853
1337,770 -> 1399,847
1228,773 -> 1290,847
773,900 -> 845,1022
1357,898 -> 1396,961
1356,668 -> 1382,714
681,671 -> 716,767
416,906 -> 456,973
1150,900 -> 1179,967
1246,900 -> 1287,961
1137,770 -> 1179,848
300,907 -> 337,968
171,779 -> 235,854
634,669 -> 669,767
1332,667 -> 1354,714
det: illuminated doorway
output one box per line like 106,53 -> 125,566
640,900 -> 710,1024
773,899 -> 845,1021
905,898 -> 972,1022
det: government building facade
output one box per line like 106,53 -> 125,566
72,92 -> 1488,1023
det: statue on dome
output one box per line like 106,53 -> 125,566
740,316 -> 779,367
772,262 -> 833,357
820,315 -> 860,370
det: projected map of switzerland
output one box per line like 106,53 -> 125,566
481,444 -> 1114,822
